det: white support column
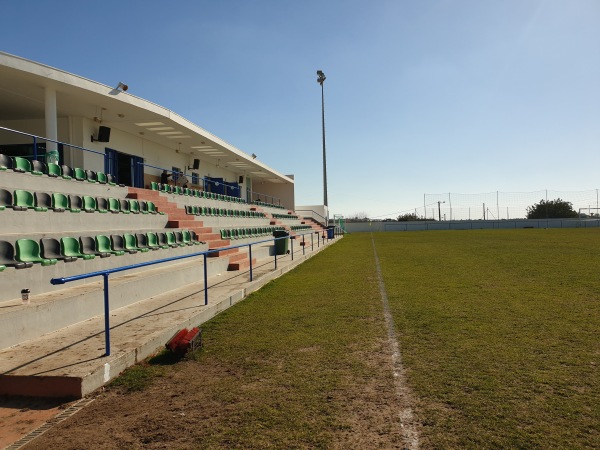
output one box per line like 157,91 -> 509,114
45,87 -> 58,153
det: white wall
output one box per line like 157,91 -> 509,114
295,204 -> 328,223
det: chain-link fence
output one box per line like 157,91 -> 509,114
420,190 -> 600,221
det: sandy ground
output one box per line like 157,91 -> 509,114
0,397 -> 70,449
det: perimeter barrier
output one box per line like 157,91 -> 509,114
50,230 -> 334,356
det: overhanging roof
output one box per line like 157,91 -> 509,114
0,51 -> 292,185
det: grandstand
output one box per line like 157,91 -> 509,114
0,52 -> 336,398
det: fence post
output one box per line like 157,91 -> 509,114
302,234 -> 306,255
102,273 -> 111,356
32,136 -> 38,161
274,238 -> 278,270
203,253 -> 208,306
291,237 -> 294,261
249,244 -> 253,281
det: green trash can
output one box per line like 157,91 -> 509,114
273,230 -> 289,255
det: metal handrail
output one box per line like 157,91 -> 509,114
139,162 -> 242,193
296,209 -> 327,227
0,126 -> 106,162
50,230 -> 330,356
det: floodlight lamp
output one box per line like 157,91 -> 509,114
316,70 -> 326,85
116,82 -> 129,91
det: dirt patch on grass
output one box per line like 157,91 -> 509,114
21,338 -> 409,449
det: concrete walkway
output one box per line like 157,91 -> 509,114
0,236 -> 339,399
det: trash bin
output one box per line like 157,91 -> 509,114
326,226 -> 335,239
273,230 -> 289,255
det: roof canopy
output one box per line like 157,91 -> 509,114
0,51 -> 291,185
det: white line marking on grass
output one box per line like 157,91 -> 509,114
371,234 -> 419,450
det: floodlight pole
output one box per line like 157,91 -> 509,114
438,201 -> 445,221
317,70 -> 328,223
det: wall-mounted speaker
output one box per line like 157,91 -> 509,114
92,126 -> 111,143
239,176 -> 244,184
192,158 -> 200,170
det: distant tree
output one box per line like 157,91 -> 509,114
346,211 -> 369,222
526,198 -> 578,219
397,213 -> 421,221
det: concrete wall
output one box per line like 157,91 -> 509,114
295,204 -> 328,223
252,177 -> 295,210
345,219 -> 600,233
1,119 -> 249,192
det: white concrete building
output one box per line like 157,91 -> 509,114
0,51 -> 295,208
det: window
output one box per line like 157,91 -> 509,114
172,166 -> 181,184
191,172 -> 199,185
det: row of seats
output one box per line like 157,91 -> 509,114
272,213 -> 299,220
151,182 -> 245,204
253,200 -> 286,210
186,205 -> 266,218
0,154 -> 119,185
0,189 -> 163,215
0,230 -> 204,271
220,226 -> 285,240
290,225 -> 312,231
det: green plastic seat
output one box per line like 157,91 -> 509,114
96,235 -> 124,256
182,230 -> 194,246
97,172 -> 108,184
12,157 -> 31,173
14,190 -> 46,211
129,199 -> 140,214
50,193 -> 68,212
46,163 -> 61,178
124,233 -> 148,252
146,232 -> 165,250
220,229 -> 227,240
165,231 -> 179,247
16,239 -> 57,266
74,167 -> 86,181
150,181 -> 159,191
83,196 -> 96,213
61,237 -> 95,260
108,197 -> 121,213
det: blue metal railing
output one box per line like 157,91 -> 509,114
0,126 -> 107,165
139,162 -> 242,195
50,230 -> 332,356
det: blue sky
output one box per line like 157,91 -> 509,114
2,0 -> 599,219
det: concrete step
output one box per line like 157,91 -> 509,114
167,219 -> 200,228
0,250 -> 228,350
228,258 -> 257,271
208,247 -> 239,257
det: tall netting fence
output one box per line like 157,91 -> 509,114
421,190 -> 600,221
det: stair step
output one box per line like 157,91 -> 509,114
208,247 -> 239,257
167,219 -> 200,228
228,258 -> 257,271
